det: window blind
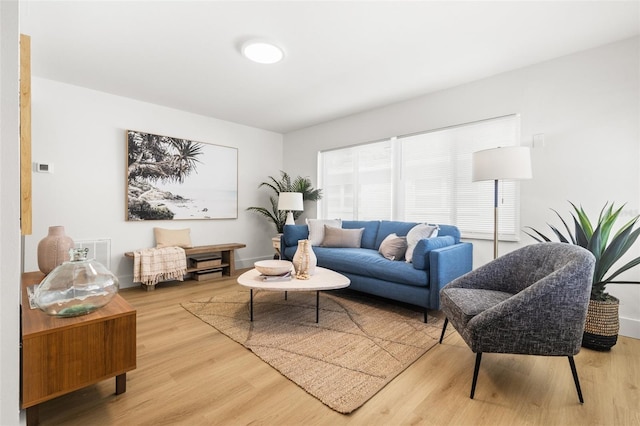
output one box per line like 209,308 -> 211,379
318,114 -> 521,240
320,140 -> 392,220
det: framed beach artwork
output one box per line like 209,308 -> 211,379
126,130 -> 238,221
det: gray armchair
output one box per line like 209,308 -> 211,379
439,242 -> 595,402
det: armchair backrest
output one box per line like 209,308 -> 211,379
452,243 -> 595,295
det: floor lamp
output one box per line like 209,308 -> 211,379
278,192 -> 304,226
472,146 -> 532,259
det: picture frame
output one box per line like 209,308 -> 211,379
126,130 -> 238,221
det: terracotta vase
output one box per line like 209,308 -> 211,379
37,226 -> 75,274
292,239 -> 317,278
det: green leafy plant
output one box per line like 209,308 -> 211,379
246,171 -> 322,234
525,202 -> 640,301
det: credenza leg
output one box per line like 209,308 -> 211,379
26,405 -> 39,426
115,373 -> 127,395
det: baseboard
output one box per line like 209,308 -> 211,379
238,256 -> 279,269
119,274 -> 136,289
619,316 -> 640,339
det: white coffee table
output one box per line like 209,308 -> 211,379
237,266 -> 350,323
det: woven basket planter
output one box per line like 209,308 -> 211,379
582,296 -> 619,351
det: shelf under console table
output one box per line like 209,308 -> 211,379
21,271 -> 137,426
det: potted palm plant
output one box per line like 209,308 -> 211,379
525,202 -> 640,350
246,171 -> 322,234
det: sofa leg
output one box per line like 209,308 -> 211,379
439,318 -> 448,344
424,310 -> 428,323
470,352 -> 482,399
568,356 -> 584,403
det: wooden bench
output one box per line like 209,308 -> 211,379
125,243 -> 246,290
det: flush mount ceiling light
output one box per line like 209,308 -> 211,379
241,40 -> 284,64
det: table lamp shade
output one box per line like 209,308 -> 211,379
472,146 -> 532,182
278,192 -> 304,226
278,192 -> 304,212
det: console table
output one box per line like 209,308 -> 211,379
21,271 -> 137,426
125,243 -> 246,290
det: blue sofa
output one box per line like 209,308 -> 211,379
281,220 -> 473,320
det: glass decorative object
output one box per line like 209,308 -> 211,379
34,248 -> 119,317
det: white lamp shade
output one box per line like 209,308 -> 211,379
472,146 -> 532,182
278,192 -> 304,211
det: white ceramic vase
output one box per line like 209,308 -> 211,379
292,239 -> 317,276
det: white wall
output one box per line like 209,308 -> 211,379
25,77 -> 285,288
0,1 -> 23,424
284,37 -> 640,339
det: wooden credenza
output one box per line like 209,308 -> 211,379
21,272 -> 137,425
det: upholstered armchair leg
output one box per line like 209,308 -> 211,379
568,356 -> 584,403
470,352 -> 482,399
424,310 -> 428,323
439,318 -> 448,344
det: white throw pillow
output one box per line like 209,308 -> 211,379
405,224 -> 439,263
306,219 -> 342,246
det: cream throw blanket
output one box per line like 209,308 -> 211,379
133,247 -> 187,287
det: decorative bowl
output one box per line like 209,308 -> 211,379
254,260 -> 293,276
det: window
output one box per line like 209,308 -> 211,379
318,115 -> 522,241
319,139 -> 393,220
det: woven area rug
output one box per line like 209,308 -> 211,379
181,289 -> 449,413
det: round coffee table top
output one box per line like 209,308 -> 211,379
237,266 -> 350,292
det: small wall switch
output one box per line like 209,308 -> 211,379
35,162 -> 53,173
533,134 -> 545,149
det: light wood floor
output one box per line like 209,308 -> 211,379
35,274 -> 640,425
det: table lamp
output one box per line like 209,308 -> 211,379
278,192 -> 304,226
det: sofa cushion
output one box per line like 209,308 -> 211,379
374,221 -> 419,249
342,220 -> 380,249
440,288 -> 513,326
412,236 -> 456,269
378,233 -> 407,261
283,225 -> 309,247
313,247 -> 428,287
307,219 -> 341,246
321,226 -> 364,248
434,224 -> 461,244
405,224 -> 439,263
